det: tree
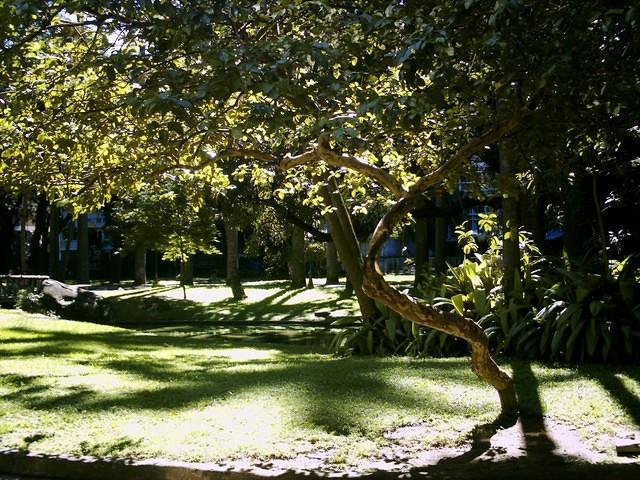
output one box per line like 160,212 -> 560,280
112,176 -> 220,294
2,0 -> 639,417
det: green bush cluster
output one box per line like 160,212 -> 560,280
332,214 -> 640,362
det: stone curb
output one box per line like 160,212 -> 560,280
0,449 -> 317,480
1,448 -> 640,480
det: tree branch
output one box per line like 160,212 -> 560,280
409,107 -> 529,195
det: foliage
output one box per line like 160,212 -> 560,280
333,209 -> 640,363
14,289 -> 48,314
412,220 -> 640,362
1,1 -> 639,376
525,257 -> 640,362
111,176 -> 220,262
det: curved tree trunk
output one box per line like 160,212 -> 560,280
362,195 -> 518,416
224,218 -> 246,300
283,110 -> 526,416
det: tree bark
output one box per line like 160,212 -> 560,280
325,241 -> 340,285
181,256 -> 194,286
77,213 -> 90,284
414,215 -> 429,288
320,180 -> 377,322
153,251 -> 159,282
434,194 -> 447,274
0,193 -> 18,273
29,194 -> 49,274
224,218 -> 246,300
288,225 -> 307,288
48,204 -> 62,280
19,190 -> 30,275
133,245 -> 146,285
499,140 -> 521,296
279,109 -> 526,416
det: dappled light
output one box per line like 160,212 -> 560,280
2,311 -> 640,474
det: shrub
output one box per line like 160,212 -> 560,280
332,212 -> 640,362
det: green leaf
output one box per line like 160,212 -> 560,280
366,330 -> 374,354
566,321 -> 585,361
385,318 -> 396,342
586,317 -> 598,357
551,324 -> 569,358
601,324 -> 612,361
451,294 -> 465,316
411,321 -> 420,337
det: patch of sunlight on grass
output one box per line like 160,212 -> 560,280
156,286 -> 234,303
209,347 -> 281,362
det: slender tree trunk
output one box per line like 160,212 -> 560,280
325,241 -> 340,285
154,251 -> 159,282
181,256 -> 194,286
500,141 -> 521,295
288,225 -> 306,288
29,195 -> 49,274
61,221 -> 72,282
77,213 -> 90,284
519,188 -> 545,250
19,190 -> 30,275
434,194 -> 447,273
0,193 -> 18,273
414,215 -> 429,288
133,245 -> 146,285
224,218 -> 246,300
111,253 -> 122,283
342,278 -> 354,297
562,175 -> 592,265
48,205 -> 61,280
321,178 -> 377,322
592,174 -> 608,272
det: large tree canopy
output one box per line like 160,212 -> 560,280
1,0 -> 638,415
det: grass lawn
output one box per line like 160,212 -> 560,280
1,309 -> 640,471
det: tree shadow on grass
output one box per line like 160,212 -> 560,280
1,330 -> 476,439
3,328 -> 640,479
433,360 -> 562,468
102,284 -> 356,326
588,364 -> 640,429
